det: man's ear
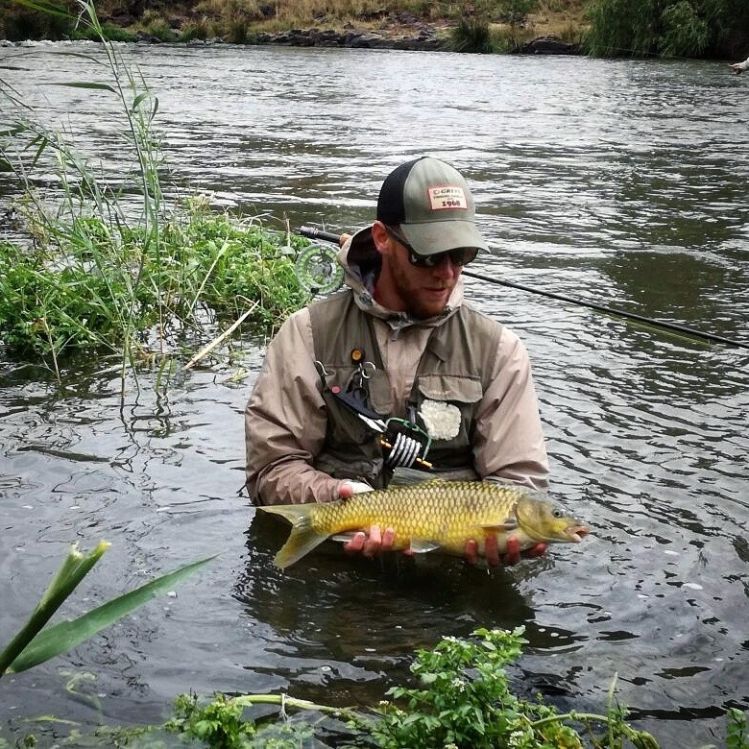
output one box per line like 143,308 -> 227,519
371,221 -> 390,255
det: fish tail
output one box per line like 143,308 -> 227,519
258,503 -> 330,569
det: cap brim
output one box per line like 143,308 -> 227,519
399,221 -> 488,256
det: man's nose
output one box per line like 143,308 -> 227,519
432,255 -> 459,278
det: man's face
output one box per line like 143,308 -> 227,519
384,237 -> 463,319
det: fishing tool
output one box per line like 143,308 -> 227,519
357,409 -> 433,471
294,239 -> 344,294
317,349 -> 433,471
298,226 -> 749,350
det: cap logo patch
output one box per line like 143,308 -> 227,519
427,185 -> 467,211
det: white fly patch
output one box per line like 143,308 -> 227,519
428,185 -> 468,211
419,399 -> 461,440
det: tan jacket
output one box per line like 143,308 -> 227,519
245,234 -> 549,505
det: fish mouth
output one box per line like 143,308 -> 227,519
565,525 -> 590,543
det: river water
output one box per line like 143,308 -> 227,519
1,41 -> 748,747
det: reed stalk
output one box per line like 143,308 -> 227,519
0,1 -> 309,379
0,542 -> 214,677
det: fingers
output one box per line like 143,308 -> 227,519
503,536 -> 521,565
363,525 -> 382,557
484,535 -> 500,567
343,531 -> 366,554
381,527 -> 396,551
527,542 -> 548,558
463,536 -> 547,567
339,232 -> 352,247
338,482 -> 354,501
338,480 -> 374,501
464,538 -> 479,565
344,526 -> 396,558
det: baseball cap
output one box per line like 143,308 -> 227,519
376,156 -> 488,256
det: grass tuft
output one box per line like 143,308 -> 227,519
0,0 -> 311,379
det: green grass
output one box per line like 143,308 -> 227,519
0,210 -> 309,367
0,0 -> 311,380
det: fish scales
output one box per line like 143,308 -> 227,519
310,481 -> 521,555
259,480 -> 588,569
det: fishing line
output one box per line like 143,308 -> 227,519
297,226 -> 748,351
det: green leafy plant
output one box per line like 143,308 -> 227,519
370,627 -> 659,749
450,16 -> 494,53
8,624 -> 749,748
166,692 -> 316,748
584,0 -> 749,58
0,542 -> 214,677
0,210 -> 308,366
727,708 -> 749,749
0,0 -> 310,380
660,0 -> 709,56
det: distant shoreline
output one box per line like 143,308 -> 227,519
0,29 -> 582,56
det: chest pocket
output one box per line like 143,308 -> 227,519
414,374 -> 483,456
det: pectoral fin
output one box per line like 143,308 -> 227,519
408,540 -> 441,554
331,532 -> 360,544
481,518 -> 518,532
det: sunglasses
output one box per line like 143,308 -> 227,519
385,226 -> 478,268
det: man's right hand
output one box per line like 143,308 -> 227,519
337,481 -> 398,558
343,525 -> 397,557
338,480 -> 373,500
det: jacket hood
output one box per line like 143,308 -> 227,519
338,224 -> 465,330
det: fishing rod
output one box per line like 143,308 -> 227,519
298,225 -> 749,351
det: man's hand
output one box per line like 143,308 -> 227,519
343,525 -> 397,557
337,481 -> 397,558
338,480 -> 373,501
464,537 -> 548,567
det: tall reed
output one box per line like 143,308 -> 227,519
0,0 -> 309,383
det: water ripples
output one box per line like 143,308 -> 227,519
1,41 -> 748,746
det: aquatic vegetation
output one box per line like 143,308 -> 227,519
22,626 -> 749,748
0,210 -> 308,366
161,629 -> 747,748
0,542 -> 214,678
369,627 -> 658,749
0,0 -> 310,377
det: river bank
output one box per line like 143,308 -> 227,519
1,0 -> 587,53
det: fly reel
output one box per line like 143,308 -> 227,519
294,242 -> 344,295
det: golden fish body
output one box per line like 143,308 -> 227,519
259,480 -> 588,569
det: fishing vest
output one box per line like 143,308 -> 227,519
308,290 -> 502,488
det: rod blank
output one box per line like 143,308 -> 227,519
298,226 -> 748,350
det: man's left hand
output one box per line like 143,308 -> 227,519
464,537 -> 548,567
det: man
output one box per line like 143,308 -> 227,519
245,156 -> 549,564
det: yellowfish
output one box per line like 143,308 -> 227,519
258,480 -> 589,569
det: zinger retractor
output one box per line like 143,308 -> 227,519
381,418 -> 432,470
294,242 -> 344,295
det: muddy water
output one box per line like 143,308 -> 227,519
1,42 -> 748,746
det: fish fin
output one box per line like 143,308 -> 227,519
389,469 -> 449,487
482,478 -> 549,500
258,504 -> 330,569
480,518 -> 518,532
481,515 -> 518,533
331,532 -> 359,544
408,539 -> 441,554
